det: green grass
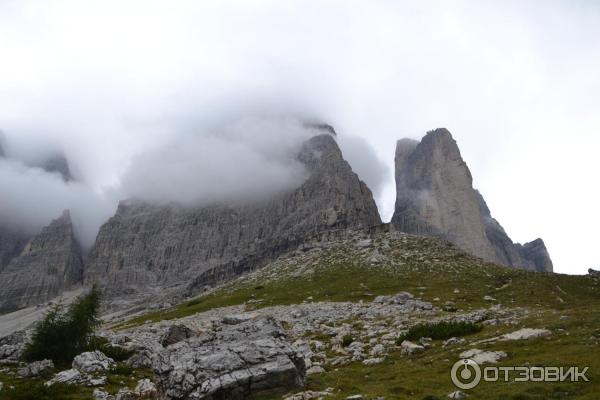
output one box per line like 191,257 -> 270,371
251,307 -> 600,400
396,321 -> 483,344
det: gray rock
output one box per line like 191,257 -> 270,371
93,389 -> 115,400
72,351 -> 115,373
222,313 -> 258,325
459,349 -> 506,364
85,132 -> 381,295
400,340 -> 424,356
0,211 -> 84,312
17,359 -> 54,377
362,357 -> 385,366
306,365 -> 326,374
45,368 -> 84,386
448,391 -> 467,399
0,344 -> 23,361
135,379 -> 158,397
152,316 -> 305,399
161,324 -> 195,347
391,128 -> 552,272
498,328 -> 551,341
88,376 -> 108,387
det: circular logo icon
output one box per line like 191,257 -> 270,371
451,359 -> 482,390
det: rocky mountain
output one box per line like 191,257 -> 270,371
85,132 -> 381,293
0,211 -> 84,312
392,128 -> 552,272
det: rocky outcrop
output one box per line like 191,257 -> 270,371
85,131 -> 381,293
0,211 -> 84,312
152,316 -> 306,399
515,239 -> 553,273
392,128 -> 552,272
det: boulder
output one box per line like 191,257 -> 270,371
400,340 -> 425,356
72,351 -> 115,373
160,324 -> 195,347
459,349 -> 506,364
45,369 -> 84,386
152,316 -> 305,399
17,359 -> 54,377
499,328 -> 551,341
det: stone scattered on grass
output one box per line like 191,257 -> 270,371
17,359 -> 54,377
499,328 -> 551,341
400,340 -> 425,356
72,351 -> 115,373
459,349 -> 507,364
45,368 -> 84,386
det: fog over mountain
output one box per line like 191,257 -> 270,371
0,0 -> 599,273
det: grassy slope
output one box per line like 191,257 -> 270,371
4,232 -> 599,399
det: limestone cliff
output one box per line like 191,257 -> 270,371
85,132 -> 381,292
392,128 -> 552,272
0,211 -> 84,312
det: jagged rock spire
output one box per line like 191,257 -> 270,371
0,210 -> 84,312
392,128 -> 552,272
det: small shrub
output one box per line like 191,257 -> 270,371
22,285 -> 102,366
396,321 -> 482,345
341,334 -> 354,347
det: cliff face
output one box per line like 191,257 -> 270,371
392,128 -> 552,272
85,133 -> 381,292
0,211 -> 84,312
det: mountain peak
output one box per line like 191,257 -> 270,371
392,128 -> 552,272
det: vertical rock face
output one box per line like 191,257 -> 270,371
0,211 -> 84,312
392,128 -> 552,272
85,132 -> 381,291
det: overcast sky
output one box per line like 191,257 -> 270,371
0,0 -> 598,274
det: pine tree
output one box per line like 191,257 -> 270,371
22,285 -> 102,366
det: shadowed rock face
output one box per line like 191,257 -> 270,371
392,128 -> 552,272
0,211 -> 84,312
39,154 -> 73,182
85,132 -> 381,292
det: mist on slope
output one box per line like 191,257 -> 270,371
0,116 -> 388,250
